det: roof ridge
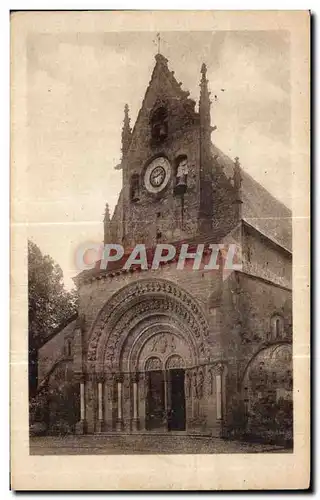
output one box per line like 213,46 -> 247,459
211,143 -> 291,214
126,54 -> 193,156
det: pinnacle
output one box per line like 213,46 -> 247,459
201,63 -> 207,78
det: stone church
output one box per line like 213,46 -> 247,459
36,53 -> 293,442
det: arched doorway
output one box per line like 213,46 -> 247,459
166,355 -> 186,431
144,353 -> 186,432
242,343 -> 293,443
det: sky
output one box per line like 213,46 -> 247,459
26,30 -> 291,289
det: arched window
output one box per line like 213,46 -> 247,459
150,106 -> 168,143
276,318 -> 281,338
270,314 -> 284,340
130,173 -> 140,202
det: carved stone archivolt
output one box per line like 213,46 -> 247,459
124,321 -> 194,373
100,298 -> 203,366
86,278 -> 211,372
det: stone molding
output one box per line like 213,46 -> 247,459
87,279 -> 210,370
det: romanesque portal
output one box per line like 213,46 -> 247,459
76,279 -> 226,435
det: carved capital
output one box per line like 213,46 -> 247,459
96,373 -> 105,383
214,362 -> 225,375
131,372 -> 139,383
74,372 -> 86,384
115,373 -> 124,383
87,372 -> 96,383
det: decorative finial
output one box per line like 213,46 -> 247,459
200,63 -> 210,97
157,32 -> 161,54
153,32 -> 163,55
201,63 -> 207,79
103,203 -> 111,244
124,103 -> 130,125
103,203 -> 110,222
121,104 -> 132,157
199,62 -> 211,126
233,157 -> 242,190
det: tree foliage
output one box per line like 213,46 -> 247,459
28,240 -> 78,398
28,240 -> 78,349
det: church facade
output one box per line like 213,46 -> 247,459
36,53 -> 293,442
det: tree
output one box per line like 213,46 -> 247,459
28,240 -> 78,397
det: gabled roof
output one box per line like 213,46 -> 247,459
212,145 -> 292,252
126,53 -> 196,156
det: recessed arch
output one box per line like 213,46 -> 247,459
87,278 -> 211,373
241,343 -> 293,441
241,342 -> 292,386
118,315 -> 196,372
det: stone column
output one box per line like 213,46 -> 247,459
216,364 -> 224,420
116,374 -> 124,432
104,373 -> 114,432
138,372 -> 146,431
131,373 -> 139,431
75,375 -> 86,434
192,370 -> 197,421
80,379 -> 85,419
96,374 -> 104,433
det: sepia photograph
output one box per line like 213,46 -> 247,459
10,10 -> 310,490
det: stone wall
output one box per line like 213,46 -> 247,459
219,270 -> 292,432
242,224 -> 292,288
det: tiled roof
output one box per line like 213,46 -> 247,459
212,145 -> 292,252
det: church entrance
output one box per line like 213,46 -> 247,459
146,370 -> 165,430
145,367 -> 186,432
167,369 -> 186,431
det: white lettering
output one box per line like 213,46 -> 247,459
177,244 -> 204,270
123,244 -> 148,270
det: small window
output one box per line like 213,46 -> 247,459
150,106 -> 168,143
130,174 -> 140,202
276,318 -> 281,338
271,314 -> 284,340
65,339 -> 72,357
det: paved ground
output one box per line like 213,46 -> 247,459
30,434 -> 292,455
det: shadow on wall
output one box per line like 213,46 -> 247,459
30,361 -> 80,436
